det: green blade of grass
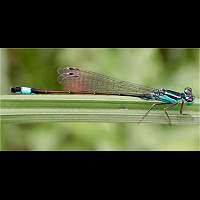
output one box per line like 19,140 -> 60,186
1,95 -> 200,125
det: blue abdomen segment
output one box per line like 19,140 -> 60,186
16,87 -> 33,94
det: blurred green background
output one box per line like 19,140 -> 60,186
0,48 -> 199,150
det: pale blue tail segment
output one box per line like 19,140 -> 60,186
16,87 -> 33,94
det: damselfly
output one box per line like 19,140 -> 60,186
11,67 -> 195,124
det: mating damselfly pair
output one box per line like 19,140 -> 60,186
11,67 -> 195,124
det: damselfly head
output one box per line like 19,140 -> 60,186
183,87 -> 195,103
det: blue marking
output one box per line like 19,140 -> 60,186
159,95 -> 180,104
165,92 -> 181,99
21,87 -> 32,94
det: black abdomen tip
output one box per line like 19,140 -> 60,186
10,87 -> 21,93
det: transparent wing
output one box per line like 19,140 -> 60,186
57,67 -> 156,95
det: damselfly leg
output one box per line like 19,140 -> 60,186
138,102 -> 169,124
138,102 -> 180,125
163,103 -> 178,125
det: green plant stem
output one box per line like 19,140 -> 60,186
1,95 -> 200,125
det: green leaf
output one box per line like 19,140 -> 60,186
1,95 -> 199,125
